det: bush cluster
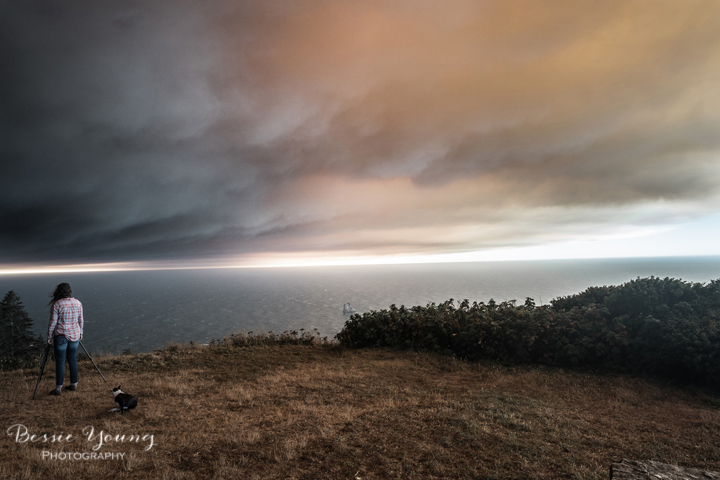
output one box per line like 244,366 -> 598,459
217,328 -> 332,348
336,276 -> 720,387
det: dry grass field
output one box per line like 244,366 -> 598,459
1,340 -> 719,479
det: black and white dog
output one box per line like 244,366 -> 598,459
109,386 -> 138,414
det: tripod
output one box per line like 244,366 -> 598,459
32,341 -> 106,399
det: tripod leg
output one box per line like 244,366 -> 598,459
32,344 -> 52,400
79,341 -> 106,382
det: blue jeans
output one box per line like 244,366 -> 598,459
54,336 -> 79,387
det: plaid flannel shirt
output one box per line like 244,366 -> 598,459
48,297 -> 84,342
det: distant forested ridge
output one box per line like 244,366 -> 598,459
336,276 -> 720,387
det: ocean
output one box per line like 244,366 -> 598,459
2,256 -> 719,354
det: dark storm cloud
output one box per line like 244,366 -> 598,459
2,0 -> 720,266
0,0 -> 265,262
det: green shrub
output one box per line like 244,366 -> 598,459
336,277 -> 720,388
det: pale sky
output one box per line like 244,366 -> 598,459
2,0 -> 720,271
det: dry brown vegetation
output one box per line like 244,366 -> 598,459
1,340 -> 719,479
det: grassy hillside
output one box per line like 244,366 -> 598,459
1,338 -> 719,479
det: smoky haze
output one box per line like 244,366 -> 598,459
2,1 -> 720,266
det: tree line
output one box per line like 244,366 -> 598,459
336,276 -> 720,388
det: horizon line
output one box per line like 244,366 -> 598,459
0,252 -> 717,276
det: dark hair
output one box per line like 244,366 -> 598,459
49,283 -> 73,306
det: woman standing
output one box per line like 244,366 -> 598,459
47,283 -> 84,396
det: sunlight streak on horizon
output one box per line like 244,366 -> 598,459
3,232 -> 718,276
